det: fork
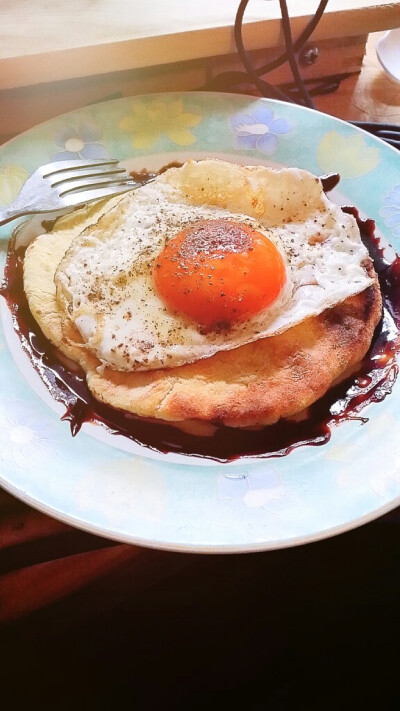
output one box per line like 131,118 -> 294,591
0,158 -> 143,226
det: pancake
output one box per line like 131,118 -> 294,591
23,177 -> 382,428
86,272 -> 381,427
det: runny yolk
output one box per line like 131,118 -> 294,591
153,219 -> 286,330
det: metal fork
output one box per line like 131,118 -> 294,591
0,158 -> 142,226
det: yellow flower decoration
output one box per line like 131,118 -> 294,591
0,164 -> 29,204
317,131 -> 380,178
119,98 -> 202,149
76,456 -> 167,525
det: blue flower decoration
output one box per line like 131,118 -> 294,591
52,123 -> 108,161
381,185 -> 400,237
230,105 -> 293,154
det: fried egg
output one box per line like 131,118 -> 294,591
54,160 -> 374,372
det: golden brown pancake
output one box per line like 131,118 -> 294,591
23,196 -> 382,428
85,269 -> 381,427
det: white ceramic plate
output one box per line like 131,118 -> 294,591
1,92 -> 400,553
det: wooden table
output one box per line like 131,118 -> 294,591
0,1 -> 398,142
314,31 -> 400,124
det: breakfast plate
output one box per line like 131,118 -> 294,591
1,91 -> 400,553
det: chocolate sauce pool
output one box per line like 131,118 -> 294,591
1,177 -> 399,462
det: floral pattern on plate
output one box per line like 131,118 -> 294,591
0,399 -> 61,470
230,105 -> 293,154
317,130 -> 380,177
0,164 -> 29,205
52,123 -> 109,161
118,97 -> 202,149
380,184 -> 400,237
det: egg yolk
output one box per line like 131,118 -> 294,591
153,219 -> 286,329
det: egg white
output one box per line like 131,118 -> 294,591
54,160 -> 373,372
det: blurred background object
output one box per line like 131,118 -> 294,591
376,28 -> 400,83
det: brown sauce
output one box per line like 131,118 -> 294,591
1,174 -> 399,462
129,161 -> 183,184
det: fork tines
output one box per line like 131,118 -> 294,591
41,158 -> 120,177
42,159 -> 134,195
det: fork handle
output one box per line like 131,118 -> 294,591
0,204 -> 29,226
